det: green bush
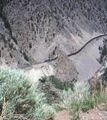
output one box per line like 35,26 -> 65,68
29,42 -> 32,48
49,76 -> 76,90
80,96 -> 96,112
58,81 -> 90,109
73,81 -> 90,100
9,43 -> 13,49
11,36 -> 17,45
9,52 -> 13,58
1,13 -> 12,36
39,76 -> 77,104
57,80 -> 107,119
105,104 -> 107,111
23,52 -> 29,61
0,33 -> 7,43
58,88 -> 74,108
0,66 -> 56,120
39,76 -> 59,104
103,68 -> 107,86
53,81 -> 91,119
80,90 -> 107,112
98,40 -> 107,64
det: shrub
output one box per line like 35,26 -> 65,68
58,88 -> 74,108
39,76 -> 59,104
79,95 -> 96,112
29,42 -> 32,48
73,81 -> 90,100
11,36 -> 17,45
20,49 -> 22,54
49,76 -> 76,90
80,90 -> 107,112
57,80 -> 107,119
9,52 -> 13,58
103,68 -> 107,86
9,43 -> 13,49
23,52 -> 29,61
105,104 -> 107,111
39,76 -> 77,104
0,66 -> 56,120
58,81 -> 90,109
1,13 -> 12,36
98,40 -> 107,64
0,33 -> 7,43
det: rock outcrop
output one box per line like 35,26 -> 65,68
89,55 -> 107,90
51,45 -> 78,82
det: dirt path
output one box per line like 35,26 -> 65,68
53,103 -> 107,120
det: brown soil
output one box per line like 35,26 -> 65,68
53,103 -> 107,120
52,110 -> 73,120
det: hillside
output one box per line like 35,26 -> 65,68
0,1 -> 107,119
0,0 -> 107,81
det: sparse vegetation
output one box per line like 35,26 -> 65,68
103,68 -> 107,87
11,36 -> 17,45
23,52 -> 29,61
0,50 -> 1,57
1,11 -> 17,45
9,52 -> 13,58
39,76 -> 77,105
9,43 -> 13,49
57,81 -> 90,109
105,104 -> 107,111
39,76 -> 59,104
39,76 -> 76,91
1,13 -> 12,36
29,42 -> 32,48
0,33 -> 7,43
54,80 -> 107,119
20,49 -> 22,54
98,39 -> 107,64
49,76 -> 76,90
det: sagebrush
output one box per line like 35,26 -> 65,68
0,66 -> 56,120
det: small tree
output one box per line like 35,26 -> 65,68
23,52 -> 29,61
29,42 -> 32,48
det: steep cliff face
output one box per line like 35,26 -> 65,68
0,0 -> 107,67
0,0 -> 107,81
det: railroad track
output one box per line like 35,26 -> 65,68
19,34 -> 107,69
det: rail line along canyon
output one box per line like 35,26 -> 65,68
0,0 -> 107,82
0,0 -> 107,120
